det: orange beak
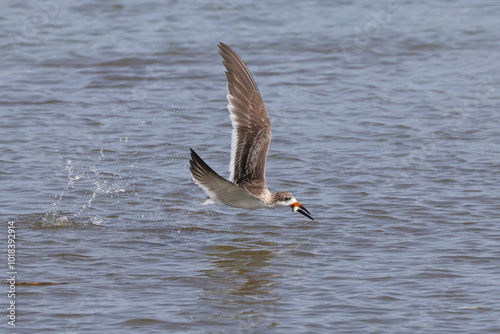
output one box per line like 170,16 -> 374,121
290,202 -> 314,220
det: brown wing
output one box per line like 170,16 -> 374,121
218,42 -> 271,191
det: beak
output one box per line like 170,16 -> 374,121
290,202 -> 315,221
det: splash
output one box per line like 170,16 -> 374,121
42,158 -> 83,226
43,150 -> 125,227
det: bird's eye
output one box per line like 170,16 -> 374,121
285,197 -> 291,201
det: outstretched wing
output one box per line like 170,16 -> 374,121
218,42 -> 271,190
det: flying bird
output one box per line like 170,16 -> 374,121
189,42 -> 314,220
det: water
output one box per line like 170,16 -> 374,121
1,0 -> 500,333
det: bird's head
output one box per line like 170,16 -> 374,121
275,191 -> 314,220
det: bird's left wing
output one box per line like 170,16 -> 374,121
189,149 -> 266,209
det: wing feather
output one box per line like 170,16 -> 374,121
218,42 -> 271,191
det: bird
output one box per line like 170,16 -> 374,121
189,42 -> 314,221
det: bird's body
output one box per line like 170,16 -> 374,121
189,42 -> 314,220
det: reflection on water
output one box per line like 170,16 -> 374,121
200,239 -> 278,331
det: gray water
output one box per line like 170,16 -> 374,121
2,0 -> 500,333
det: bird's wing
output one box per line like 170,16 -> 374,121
189,149 -> 266,208
218,42 -> 271,190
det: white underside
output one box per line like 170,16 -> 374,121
202,197 -> 215,205
195,180 -> 274,210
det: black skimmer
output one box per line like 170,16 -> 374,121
189,42 -> 314,220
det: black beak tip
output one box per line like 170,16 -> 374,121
297,207 -> 315,221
